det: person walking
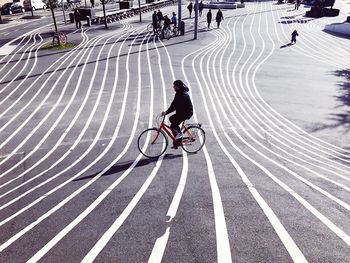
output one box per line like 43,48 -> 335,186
291,29 -> 299,44
216,9 -> 224,28
90,0 -> 94,8
187,2 -> 193,18
152,11 -> 159,35
294,0 -> 301,10
74,8 -> 81,29
171,12 -> 177,27
207,9 -> 212,29
157,9 -> 163,23
199,1 -> 204,16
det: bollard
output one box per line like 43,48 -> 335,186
86,15 -> 91,26
180,21 -> 185,35
69,13 -> 74,23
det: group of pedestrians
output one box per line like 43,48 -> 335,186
187,1 -> 224,29
187,1 -> 205,18
206,9 -> 224,29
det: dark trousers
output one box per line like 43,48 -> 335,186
76,19 -> 81,29
169,114 -> 188,136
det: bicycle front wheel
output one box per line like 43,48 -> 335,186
138,128 -> 168,158
147,23 -> 154,33
181,126 -> 206,153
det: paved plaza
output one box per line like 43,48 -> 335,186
0,0 -> 350,262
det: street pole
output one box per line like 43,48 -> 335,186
194,0 -> 198,39
178,0 -> 181,29
138,0 -> 141,22
49,0 -> 60,45
102,0 -> 108,29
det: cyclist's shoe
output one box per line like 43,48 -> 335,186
171,143 -> 178,150
175,132 -> 183,141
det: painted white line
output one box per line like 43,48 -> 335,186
0,44 -> 16,55
181,23 -> 233,263
0,26 -> 142,253
189,3 -> 307,261
148,227 -> 170,263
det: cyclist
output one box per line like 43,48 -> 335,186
162,15 -> 171,39
161,80 -> 194,149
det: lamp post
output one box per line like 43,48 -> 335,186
138,0 -> 141,22
49,0 -> 60,44
194,0 -> 198,39
101,0 -> 107,29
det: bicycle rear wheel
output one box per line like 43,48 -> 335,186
181,126 -> 206,153
165,28 -> 171,40
138,128 -> 168,158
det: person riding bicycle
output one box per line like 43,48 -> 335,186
161,80 -> 193,149
162,15 -> 171,39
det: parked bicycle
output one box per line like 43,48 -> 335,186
137,115 -> 206,158
52,31 -> 67,45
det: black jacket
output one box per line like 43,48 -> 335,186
166,86 -> 193,118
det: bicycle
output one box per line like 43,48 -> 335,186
137,115 -> 206,158
52,31 -> 67,45
162,24 -> 179,40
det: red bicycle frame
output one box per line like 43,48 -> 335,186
151,116 -> 187,145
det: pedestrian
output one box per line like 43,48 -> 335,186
74,8 -> 81,29
207,9 -> 212,29
90,0 -> 94,8
294,0 -> 300,10
171,12 -> 177,27
157,9 -> 163,23
187,2 -> 193,18
291,29 -> 299,44
199,1 -> 204,16
216,9 -> 224,28
152,11 -> 158,35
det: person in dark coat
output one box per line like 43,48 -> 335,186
74,8 -> 81,29
157,9 -> 163,23
199,1 -> 204,16
207,9 -> 212,29
216,9 -> 224,28
90,0 -> 94,8
152,11 -> 159,35
161,80 -> 194,148
162,15 -> 171,39
187,2 -> 193,18
291,29 -> 299,44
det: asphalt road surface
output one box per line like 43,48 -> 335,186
0,1 -> 350,262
